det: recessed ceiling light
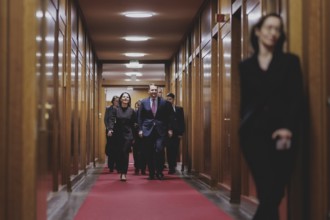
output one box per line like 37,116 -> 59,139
124,53 -> 145,57
123,11 -> 154,18
125,72 -> 143,77
124,36 -> 150,41
125,60 -> 143,68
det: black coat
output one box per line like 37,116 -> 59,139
239,52 -> 304,144
172,106 -> 185,136
109,107 -> 136,141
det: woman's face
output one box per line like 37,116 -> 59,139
121,93 -> 130,105
256,16 -> 281,49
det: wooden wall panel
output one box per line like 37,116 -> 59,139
80,32 -> 87,171
0,0 -> 8,218
98,70 -> 106,163
95,62 -> 102,161
7,0 -> 38,219
287,0 -> 305,219
72,45 -> 79,175
0,0 -> 100,217
192,56 -> 202,172
303,0 -> 328,218
210,36 -> 220,186
91,53 -> 95,165
230,7 -> 242,203
59,22 -> 66,187
220,28 -> 231,187
64,0 -> 72,191
201,45 -> 212,176
190,22 -> 203,172
186,63 -> 193,172
325,0 -> 330,216
52,7 -> 61,192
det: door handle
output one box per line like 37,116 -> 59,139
328,97 -> 330,106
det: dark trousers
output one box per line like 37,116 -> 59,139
116,138 -> 132,174
132,138 -> 146,171
241,135 -> 294,220
105,134 -> 118,170
143,129 -> 166,177
166,135 -> 180,171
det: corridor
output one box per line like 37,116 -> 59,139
1,0 -> 330,220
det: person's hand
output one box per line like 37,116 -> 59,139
272,128 -> 292,150
107,130 -> 113,137
139,130 -> 143,138
272,128 -> 292,140
168,130 -> 173,138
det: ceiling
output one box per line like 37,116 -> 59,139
78,0 -> 206,85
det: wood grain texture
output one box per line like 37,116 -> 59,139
7,0 -> 38,219
303,0 -> 329,219
0,0 -> 8,218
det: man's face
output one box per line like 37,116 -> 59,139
149,85 -> 158,99
135,102 -> 140,110
166,96 -> 174,105
157,88 -> 163,97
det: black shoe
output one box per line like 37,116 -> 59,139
156,173 -> 164,180
134,168 -> 139,175
148,175 -> 155,180
168,170 -> 175,174
109,168 -> 114,173
141,170 -> 146,175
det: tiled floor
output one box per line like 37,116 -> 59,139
47,163 -> 254,220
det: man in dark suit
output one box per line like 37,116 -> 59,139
138,84 -> 174,180
165,93 -> 185,174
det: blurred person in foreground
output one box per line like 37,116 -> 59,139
239,13 -> 304,220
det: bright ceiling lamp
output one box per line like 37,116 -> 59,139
123,11 -> 154,18
124,36 -> 150,41
124,52 -> 145,57
125,72 -> 143,77
125,60 -> 143,68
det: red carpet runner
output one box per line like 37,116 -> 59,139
74,161 -> 233,220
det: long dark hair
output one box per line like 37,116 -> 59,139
118,92 -> 131,107
250,13 -> 286,54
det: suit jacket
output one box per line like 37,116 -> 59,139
172,106 -> 185,136
239,52 -> 304,140
138,97 -> 174,137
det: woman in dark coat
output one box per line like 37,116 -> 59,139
108,92 -> 136,181
239,13 -> 304,220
